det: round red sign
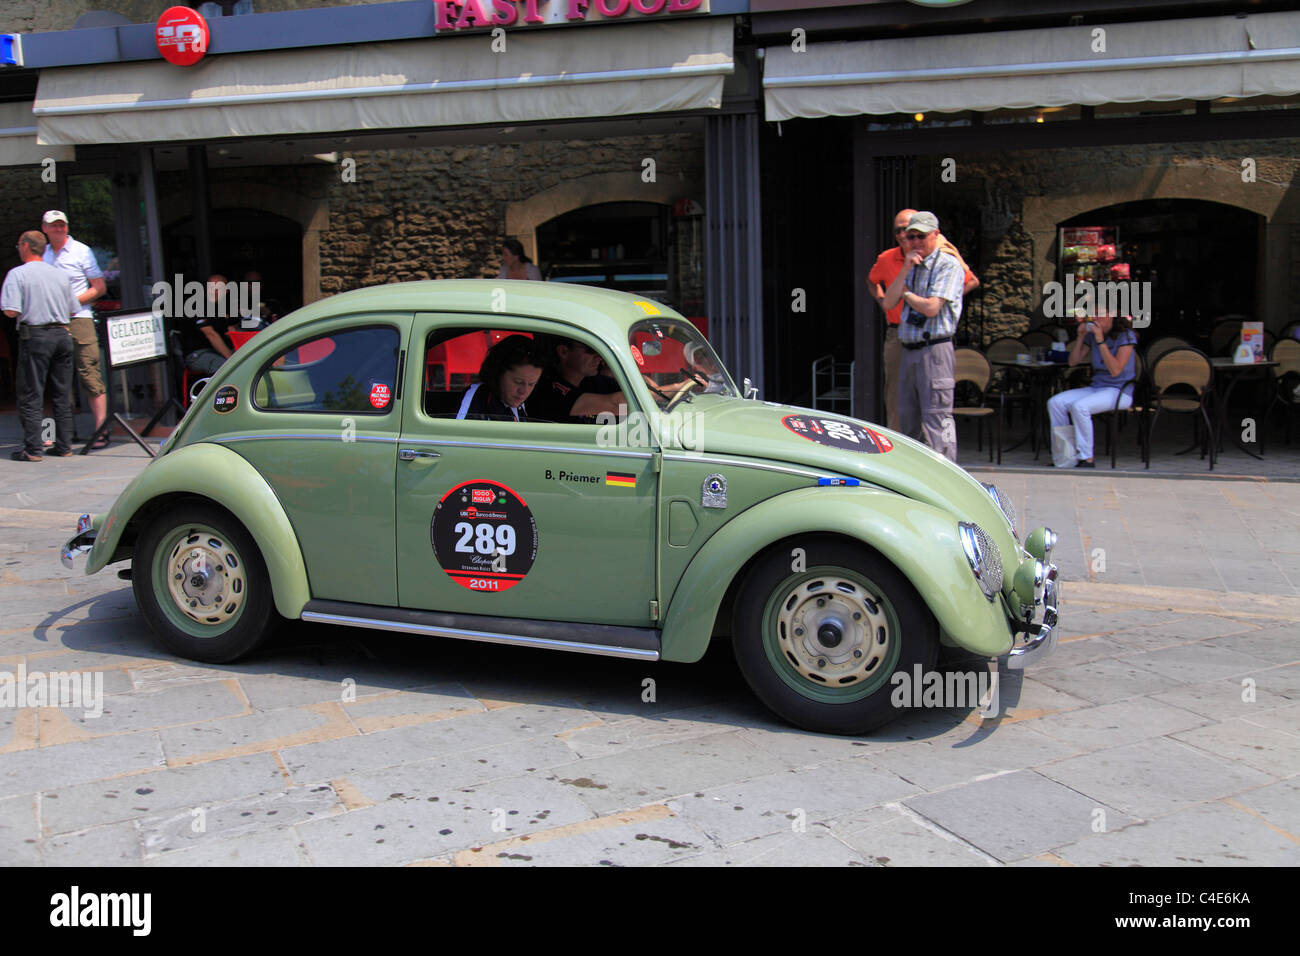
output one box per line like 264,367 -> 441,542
156,6 -> 209,66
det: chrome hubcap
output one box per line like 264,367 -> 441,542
777,576 -> 890,686
165,531 -> 245,627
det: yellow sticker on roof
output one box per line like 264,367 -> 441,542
634,301 -> 661,315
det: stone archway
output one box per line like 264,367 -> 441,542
505,171 -> 699,261
1023,162 -> 1293,324
160,182 -> 329,304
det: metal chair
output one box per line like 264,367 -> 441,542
1145,335 -> 1192,368
1262,338 -> 1300,449
1037,323 -> 1067,342
1144,347 -> 1216,471
985,337 -> 1031,427
1280,320 -> 1300,344
1208,317 -> 1248,357
952,347 -> 1002,463
1021,331 -> 1053,349
1094,352 -> 1146,469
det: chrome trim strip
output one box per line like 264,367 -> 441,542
301,611 -> 660,661
403,437 -> 655,460
661,453 -> 829,481
218,434 -> 399,444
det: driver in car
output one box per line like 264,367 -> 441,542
529,337 -> 627,423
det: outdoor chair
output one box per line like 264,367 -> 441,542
1144,347 -> 1216,471
952,347 -> 1003,464
985,336 -> 1032,427
1208,317 -> 1249,356
1145,335 -> 1192,368
1021,331 -> 1053,349
1262,338 -> 1300,450
1094,351 -> 1146,469
1280,320 -> 1300,344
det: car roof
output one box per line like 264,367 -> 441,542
274,280 -> 685,343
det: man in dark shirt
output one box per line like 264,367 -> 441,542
528,337 -> 626,423
180,274 -> 235,375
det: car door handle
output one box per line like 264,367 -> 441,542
399,448 -> 441,461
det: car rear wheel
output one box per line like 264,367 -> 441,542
133,503 -> 276,663
733,537 -> 937,735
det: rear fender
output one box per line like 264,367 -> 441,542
85,442 -> 311,619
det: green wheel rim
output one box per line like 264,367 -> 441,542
759,565 -> 903,705
151,523 -> 248,639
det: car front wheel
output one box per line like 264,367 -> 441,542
133,503 -> 276,663
733,537 -> 938,735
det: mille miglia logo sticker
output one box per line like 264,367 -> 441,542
782,414 -> 892,453
431,479 -> 538,592
212,385 -> 238,413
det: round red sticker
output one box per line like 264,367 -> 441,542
156,6 -> 209,66
631,345 -> 645,367
369,382 -> 391,409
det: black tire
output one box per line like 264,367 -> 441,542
132,503 -> 277,663
732,536 -> 938,735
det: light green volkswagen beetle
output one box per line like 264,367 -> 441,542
62,281 -> 1058,735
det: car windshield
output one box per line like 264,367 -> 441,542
629,319 -> 737,409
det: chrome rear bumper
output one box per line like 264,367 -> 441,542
60,514 -> 96,569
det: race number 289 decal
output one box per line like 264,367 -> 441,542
431,480 -> 538,591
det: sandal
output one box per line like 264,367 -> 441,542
89,435 -> 111,450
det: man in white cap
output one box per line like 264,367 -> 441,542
41,211 -> 107,445
881,211 -> 964,461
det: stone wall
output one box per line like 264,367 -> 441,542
0,167 -> 61,275
318,134 -> 705,294
928,137 -> 1300,341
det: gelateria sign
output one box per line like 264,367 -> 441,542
434,0 -> 707,31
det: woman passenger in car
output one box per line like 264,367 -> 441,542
456,334 -> 546,422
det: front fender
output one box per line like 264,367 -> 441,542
659,486 -> 1014,663
85,442 -> 312,620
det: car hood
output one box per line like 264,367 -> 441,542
665,397 -> 1017,547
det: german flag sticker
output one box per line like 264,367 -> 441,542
606,471 -> 637,488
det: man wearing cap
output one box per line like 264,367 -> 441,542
881,211 -> 964,462
3,231 -> 80,461
869,208 -> 979,431
41,211 -> 107,444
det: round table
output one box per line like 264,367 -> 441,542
1210,357 -> 1279,460
990,359 -> 1070,457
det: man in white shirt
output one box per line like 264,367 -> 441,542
41,210 -> 107,443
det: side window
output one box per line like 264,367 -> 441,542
255,326 -> 400,413
424,328 -> 534,419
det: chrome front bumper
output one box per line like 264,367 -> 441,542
1006,564 -> 1059,669
60,513 -> 96,569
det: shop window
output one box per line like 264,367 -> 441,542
254,326 -> 398,413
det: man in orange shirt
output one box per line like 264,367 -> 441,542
869,208 -> 979,430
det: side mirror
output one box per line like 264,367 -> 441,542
743,377 -> 759,400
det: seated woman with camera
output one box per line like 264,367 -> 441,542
1046,310 -> 1138,468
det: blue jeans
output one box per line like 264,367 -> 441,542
1048,386 -> 1132,460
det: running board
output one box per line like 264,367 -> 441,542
300,600 -> 661,661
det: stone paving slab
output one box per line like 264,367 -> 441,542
139,784 -> 340,858
1052,800 -> 1300,866
666,824 -> 871,866
41,820 -> 142,866
146,828 -> 307,867
40,752 -> 287,835
1039,737 -> 1274,819
903,770 -> 1139,862
827,804 -> 996,866
664,757 -> 921,846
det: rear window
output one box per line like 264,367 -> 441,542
254,326 -> 400,413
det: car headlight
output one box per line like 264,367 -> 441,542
1013,559 -> 1046,607
1025,526 -> 1057,565
981,483 -> 1018,539
958,522 -> 1003,601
